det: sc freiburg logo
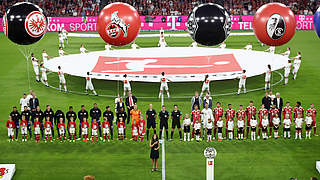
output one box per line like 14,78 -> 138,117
266,14 -> 286,40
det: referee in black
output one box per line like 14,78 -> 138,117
170,104 -> 182,141
159,105 -> 169,141
146,104 -> 157,140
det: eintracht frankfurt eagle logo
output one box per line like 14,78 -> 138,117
266,14 -> 286,40
25,11 -> 47,38
106,11 -> 130,38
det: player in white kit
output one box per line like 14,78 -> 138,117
58,32 -> 64,48
281,47 -> 291,58
219,41 -> 226,49
265,64 -> 272,90
250,116 -> 257,140
58,66 -> 68,92
40,64 -> 49,87
131,41 -> 139,50
201,103 -> 214,140
123,74 -> 131,97
283,114 -> 292,139
158,38 -> 168,48
244,43 -> 252,50
200,75 -> 210,97
105,43 -> 112,51
292,52 -> 301,80
80,44 -> 88,54
190,41 -> 198,48
62,27 -> 68,44
85,72 -> 97,96
237,118 -> 245,140
31,53 -> 40,82
42,50 -> 51,65
305,113 -> 313,139
58,47 -> 67,57
265,46 -> 275,54
295,114 -> 303,140
284,60 -> 291,85
227,119 -> 234,140
200,75 -> 211,97
237,70 -> 247,95
158,72 -> 171,98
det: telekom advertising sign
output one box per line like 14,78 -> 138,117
0,15 -> 315,32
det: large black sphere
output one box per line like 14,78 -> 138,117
3,2 -> 47,45
187,3 -> 231,46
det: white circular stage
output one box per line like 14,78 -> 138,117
45,47 -> 288,82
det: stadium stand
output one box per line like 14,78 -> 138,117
0,0 -> 319,17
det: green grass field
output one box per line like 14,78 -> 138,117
0,31 -> 320,180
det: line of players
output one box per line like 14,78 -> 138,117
6,98 -> 317,143
185,100 -> 317,142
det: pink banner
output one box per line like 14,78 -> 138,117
0,15 -> 314,32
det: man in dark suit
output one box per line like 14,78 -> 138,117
273,92 -> 283,119
125,92 -> 137,124
29,94 -> 39,111
262,91 -> 272,110
116,97 -> 125,114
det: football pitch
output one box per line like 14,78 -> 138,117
0,31 -> 320,180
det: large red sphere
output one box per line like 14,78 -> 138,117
253,3 -> 296,46
97,3 -> 141,46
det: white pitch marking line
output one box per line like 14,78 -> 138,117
161,93 -> 165,180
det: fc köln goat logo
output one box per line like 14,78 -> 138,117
266,14 -> 286,40
106,11 -> 129,38
0,168 -> 8,178
25,11 -> 47,38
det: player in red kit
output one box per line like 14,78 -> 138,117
236,105 -> 246,138
225,104 -> 235,138
258,104 -> 268,139
294,102 -> 304,119
91,119 -> 99,142
246,101 -> 257,138
118,118 -> 125,140
34,118 -> 41,142
138,115 -> 146,141
81,118 -> 89,142
191,105 -> 201,139
283,102 -> 293,121
102,118 -> 111,142
6,116 -> 15,142
44,118 -> 53,143
57,118 -> 66,142
213,102 -> 223,139
307,104 -> 317,136
20,116 -> 28,142
68,117 -> 76,142
131,119 -> 139,141
269,104 -> 279,138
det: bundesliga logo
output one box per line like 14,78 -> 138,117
24,11 -> 47,38
106,11 -> 129,38
267,14 -> 286,40
0,168 -> 8,178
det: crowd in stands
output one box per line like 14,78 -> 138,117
0,0 -> 319,17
